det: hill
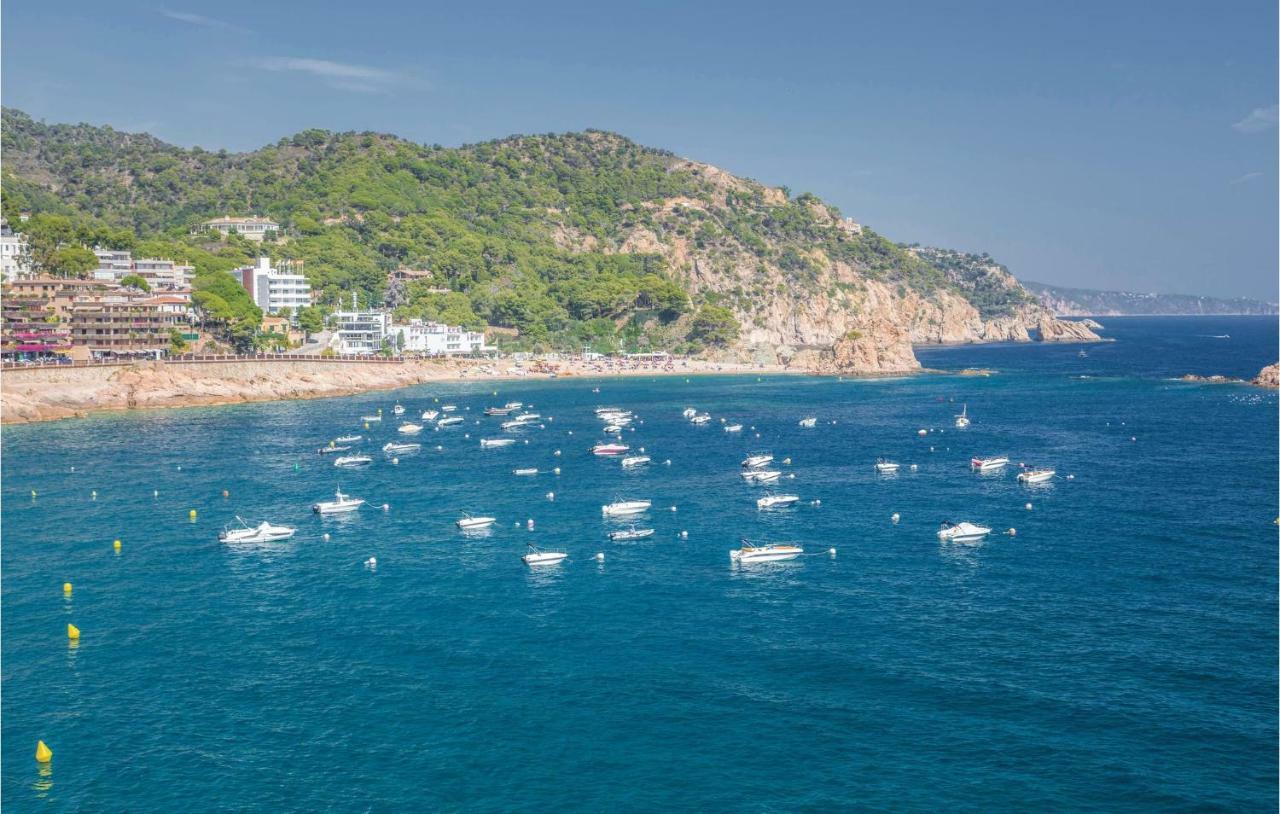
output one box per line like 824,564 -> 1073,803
1,108 -> 1077,368
1023,281 -> 1278,316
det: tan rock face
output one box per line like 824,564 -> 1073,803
810,321 -> 921,376
1036,318 -> 1102,342
1253,363 -> 1279,388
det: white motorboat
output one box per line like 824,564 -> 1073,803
937,521 -> 991,542
456,514 -> 497,530
361,414 -> 382,422
724,424 -> 743,433
514,413 -> 541,423
383,441 -> 420,454
741,470 -> 781,484
730,541 -> 803,563
1018,468 -> 1056,484
398,423 -> 423,435
501,420 -> 528,431
620,455 -> 651,469
681,407 -> 697,419
335,434 -> 362,444
437,416 -> 465,427
875,458 -> 900,474
602,424 -> 624,435
592,442 -> 630,456
481,438 -> 516,448
757,494 -> 800,510
421,410 -> 439,421
219,517 -> 296,543
441,404 -> 458,412
312,490 -> 365,514
334,455 -> 373,468
742,454 -> 774,470
483,406 -> 512,416
522,544 -> 567,566
596,406 -> 625,416
608,526 -> 655,541
392,404 -> 405,416
690,414 -> 712,425
602,499 -> 651,517
954,404 -> 970,428
318,445 -> 351,455
798,417 -> 818,428
970,456 -> 1009,472
504,401 -> 524,410
513,467 -> 539,476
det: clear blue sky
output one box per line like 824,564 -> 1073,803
4,1 -> 1277,299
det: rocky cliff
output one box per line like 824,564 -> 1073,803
1254,363 -> 1279,389
1036,318 -> 1103,342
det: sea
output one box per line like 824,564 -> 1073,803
2,315 -> 1277,812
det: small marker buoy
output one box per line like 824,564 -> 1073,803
1066,474 -> 1074,480
70,466 -> 75,473
1008,528 -> 1017,536
664,459 -> 671,465
113,538 -> 121,549
680,530 -> 689,539
527,519 -> 534,530
1025,502 -> 1033,511
154,490 -> 159,498
783,458 -> 791,465
670,506 -> 677,512
222,490 -> 229,498
63,582 -> 72,595
35,741 -> 52,763
891,512 -> 900,523
436,445 -> 443,451
546,492 -> 555,501
524,439 -> 529,445
365,556 -> 377,569
189,509 -> 197,520
813,499 -> 821,506
391,457 -> 399,464
554,449 -> 561,456
1130,436 -> 1136,442
67,624 -> 80,640
829,548 -> 837,556
755,433 -> 760,439
929,446 -> 935,452
177,465 -> 182,471
639,447 -> 645,453
568,430 -> 574,435
382,504 -> 390,512
910,464 -> 918,471
31,490 -> 37,499
596,552 -> 605,562
553,467 -> 561,475
91,491 -> 97,500
364,423 -> 369,430
464,433 -> 470,439
324,533 -> 332,541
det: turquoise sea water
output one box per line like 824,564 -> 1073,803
3,316 -> 1277,811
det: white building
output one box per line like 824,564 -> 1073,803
332,310 -> 391,355
92,248 -> 133,282
236,257 -> 311,314
1,222 -> 30,282
391,319 -> 486,356
134,258 -> 195,289
200,215 -> 280,242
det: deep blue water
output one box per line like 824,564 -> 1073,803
3,316 -> 1277,812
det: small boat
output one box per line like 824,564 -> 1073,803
600,415 -> 632,426
602,499 -> 651,517
514,413 -> 541,422
501,420 -> 528,430
602,424 -> 624,435
1078,350 -> 1088,358
504,401 -> 524,410
421,410 -> 439,421
437,416 -> 465,427
742,454 -> 774,470
917,429 -> 928,437
798,417 -> 818,428
219,517 -> 296,543
592,442 -> 630,456
608,526 -> 655,541
690,414 -> 712,425
312,489 -> 365,514
621,455 -> 651,469
954,405 -> 970,428
317,445 -> 352,455
361,414 -> 382,422
334,455 -> 373,468
937,521 -> 991,542
513,467 -> 539,476
392,404 -> 405,416
1018,468 -> 1056,484
757,494 -> 800,510
875,458 -> 900,474
383,441 -> 420,454
681,407 -> 697,419
481,438 -> 516,448
730,540 -> 803,563
741,470 -> 781,484
398,423 -> 423,435
522,543 -> 567,566
456,514 -> 496,530
335,434 -> 362,444
724,424 -> 743,433
441,404 -> 457,412
484,406 -> 512,416
970,456 -> 1009,472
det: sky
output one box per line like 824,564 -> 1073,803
4,0 -> 1277,299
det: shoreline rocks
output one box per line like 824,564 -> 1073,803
1036,318 -> 1104,343
1253,362 -> 1279,388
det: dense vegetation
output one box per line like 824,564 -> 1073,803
906,245 -> 1038,319
1022,281 -> 1277,316
2,108 -> 1040,351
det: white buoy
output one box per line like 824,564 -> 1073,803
910,464 -> 918,471
323,533 -> 331,541
680,530 -> 688,539
527,519 -> 534,530
1130,436 -> 1136,442
1008,528 -> 1017,536
153,490 -> 159,498
365,556 -> 377,569
464,433 -> 470,439
70,466 -> 75,473
813,499 -> 821,506
382,504 -> 390,512
524,439 -> 529,445
782,458 -> 791,465
1025,502 -> 1033,511
553,467 -> 561,475
568,430 -> 574,435
595,552 -> 605,562
391,457 -> 399,465
891,512 -> 900,523
664,459 -> 672,466
546,492 -> 555,501
930,446 -> 935,452
639,447 -> 645,453
436,445 -> 443,451
670,506 -> 677,512
554,449 -> 562,457
829,547 -> 837,556
1066,474 -> 1075,480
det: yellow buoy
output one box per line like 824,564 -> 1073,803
67,624 -> 80,640
189,509 -> 197,520
35,741 -> 52,763
63,582 -> 72,595
364,422 -> 369,430
113,539 -> 122,552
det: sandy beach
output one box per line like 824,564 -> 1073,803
0,356 -> 792,425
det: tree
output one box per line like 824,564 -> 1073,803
688,304 -> 740,348
51,246 -> 98,278
168,328 -> 189,354
120,274 -> 151,292
296,305 -> 324,337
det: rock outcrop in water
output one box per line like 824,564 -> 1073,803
808,322 -> 921,376
1036,318 -> 1103,343
1253,363 -> 1279,389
